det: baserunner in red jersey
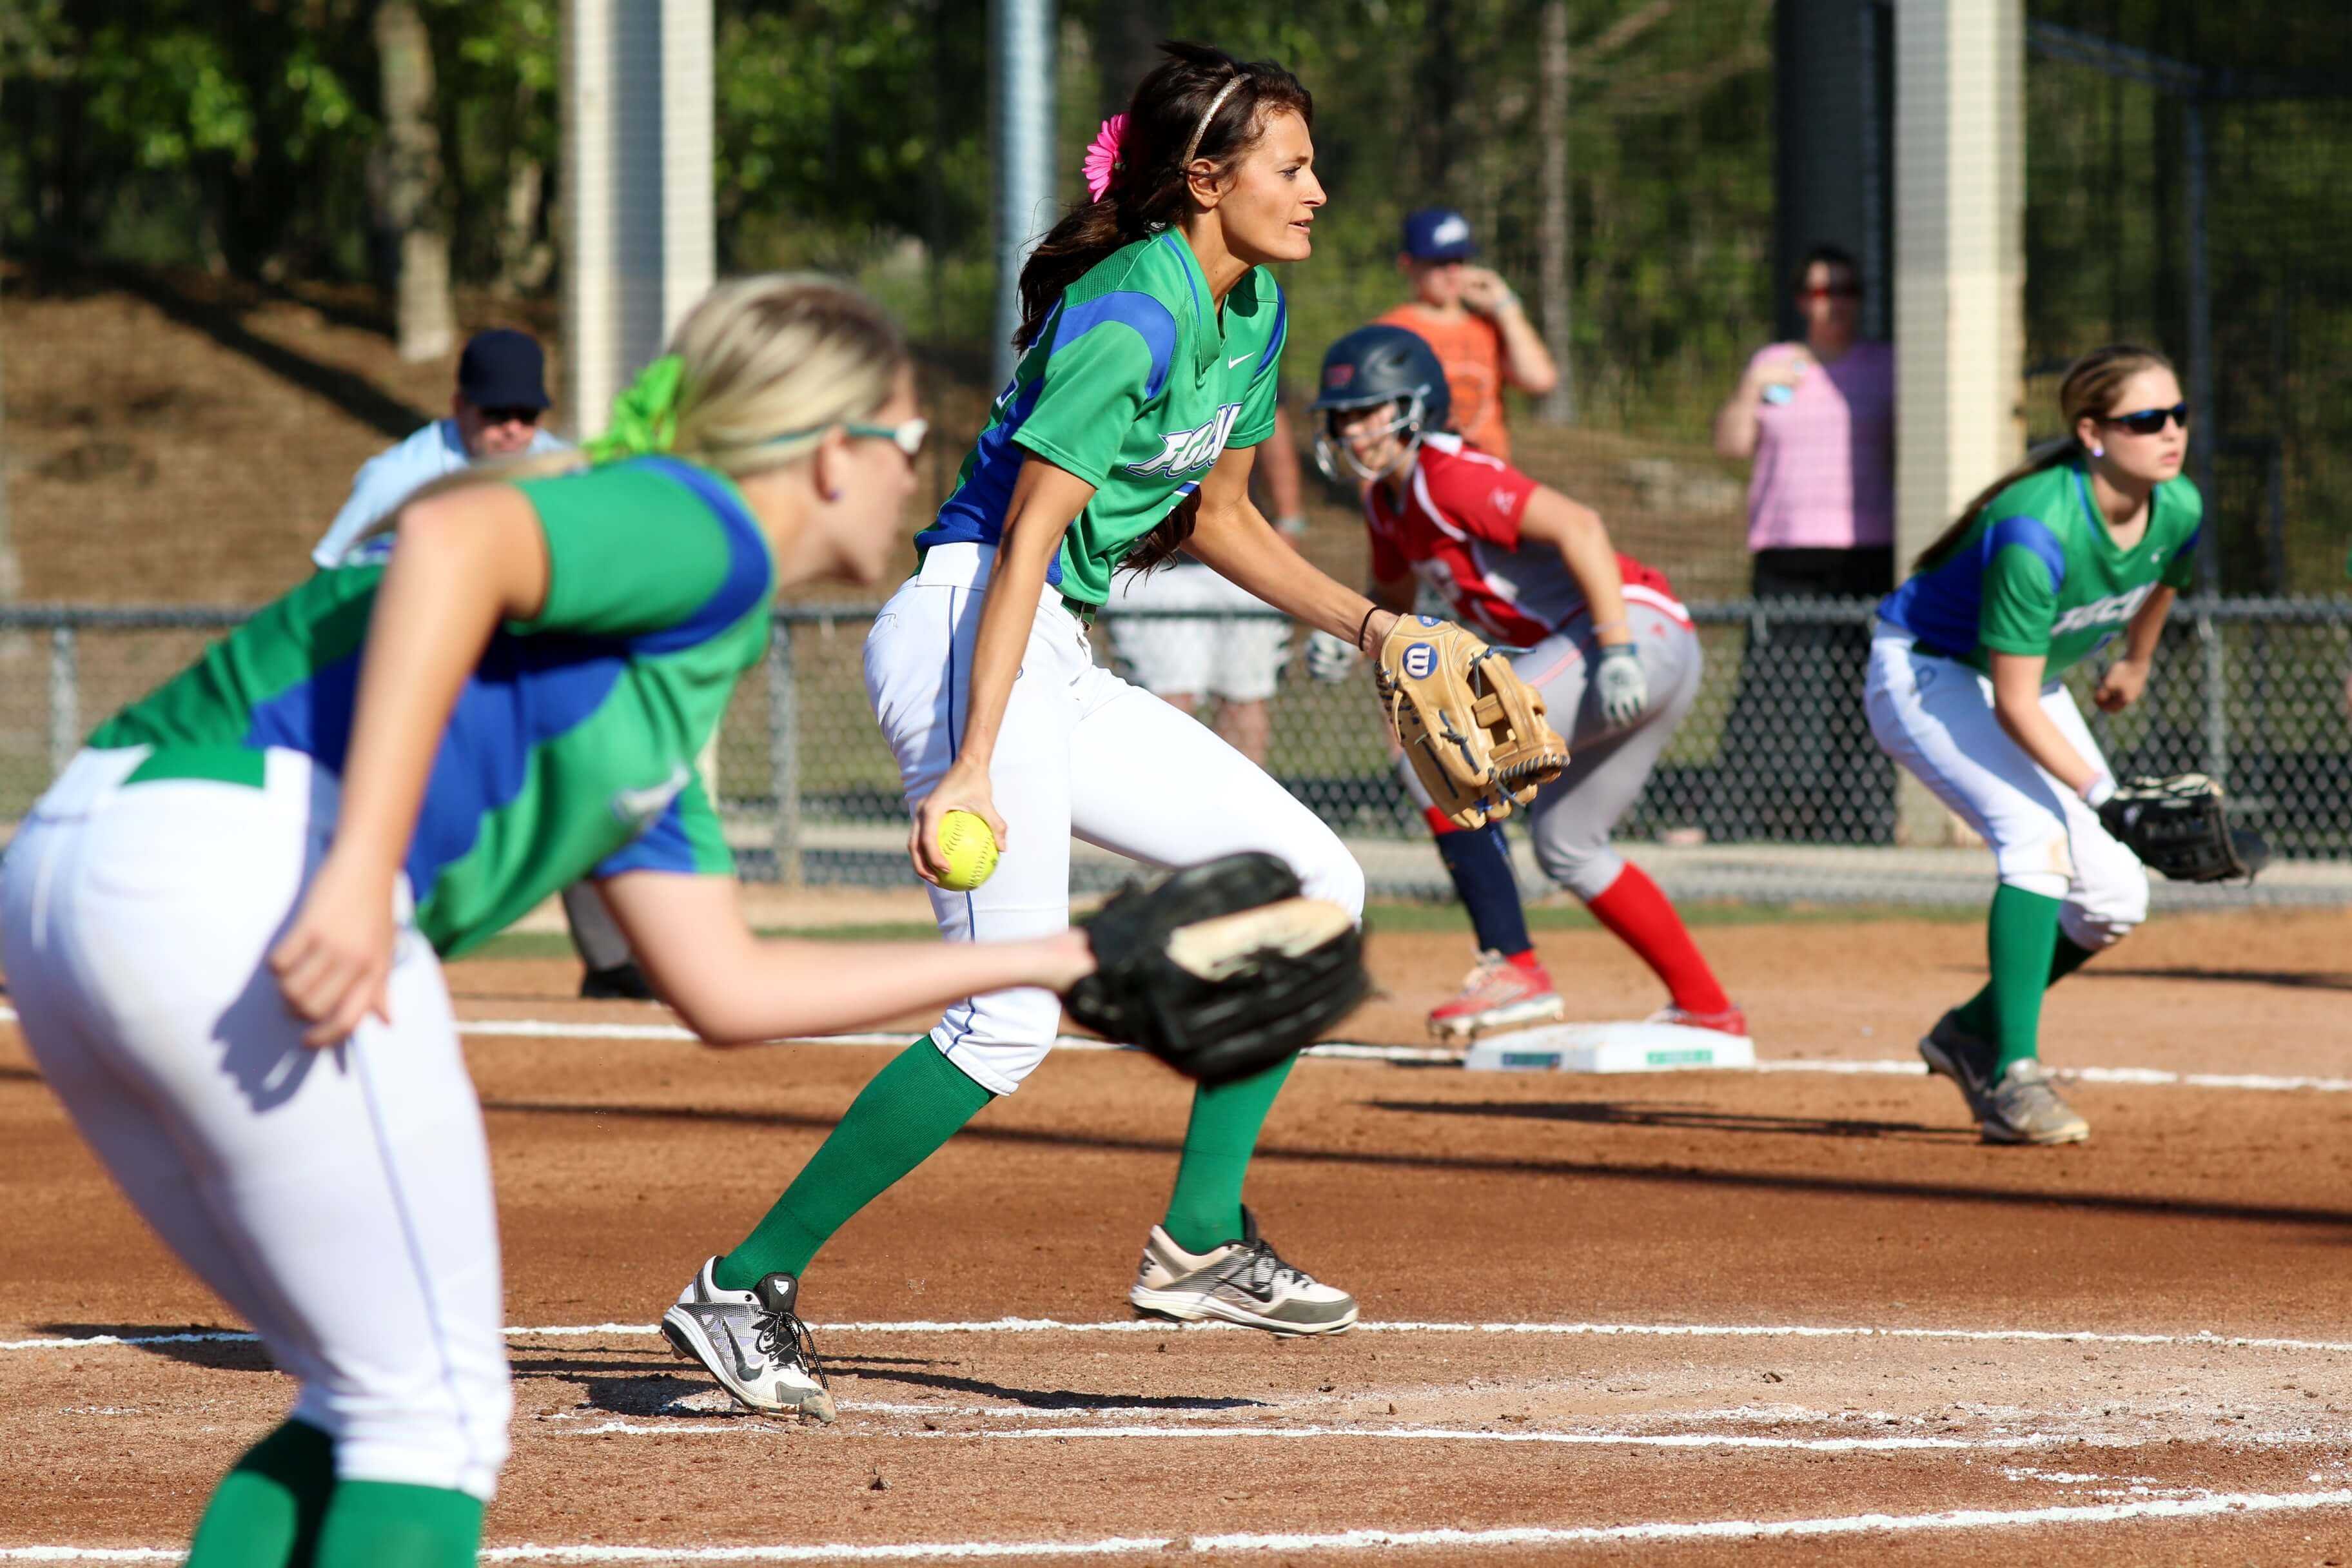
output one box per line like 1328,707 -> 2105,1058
1308,323 -> 1744,1044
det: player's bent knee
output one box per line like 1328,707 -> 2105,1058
1539,839 -> 1621,903
2062,867 -> 2149,951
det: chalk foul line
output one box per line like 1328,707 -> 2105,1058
11,1318 -> 2352,1355
10,1486 -> 2352,1562
5,1003 -> 2344,1089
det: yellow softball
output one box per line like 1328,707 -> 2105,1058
934,810 -> 999,892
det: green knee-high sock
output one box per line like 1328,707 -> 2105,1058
2048,935 -> 2097,985
312,1482 -> 482,1568
714,1036 -> 993,1292
1950,885 -> 2063,1073
1954,927 -> 2099,1043
1161,1054 -> 1297,1255
186,1418 -> 336,1567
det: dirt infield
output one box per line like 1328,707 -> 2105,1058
6,909 -> 2352,1564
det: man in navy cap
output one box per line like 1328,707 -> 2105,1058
1378,208 -> 1558,461
309,327 -> 567,567
308,328 -> 651,1000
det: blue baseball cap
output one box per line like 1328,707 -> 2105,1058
1400,208 -> 1476,262
456,328 -> 551,410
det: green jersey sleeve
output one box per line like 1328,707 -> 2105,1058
2158,477 -> 2203,593
1229,284 -> 1287,449
509,461 -> 747,639
1011,293 -> 1179,487
1978,537 -> 2061,658
593,769 -> 734,879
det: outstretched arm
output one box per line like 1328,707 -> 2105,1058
271,484 -> 553,1044
1186,441 -> 1400,653
602,873 -> 1092,1044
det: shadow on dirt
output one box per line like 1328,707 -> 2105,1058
2077,965 -> 2352,991
33,1325 -> 273,1372
1376,1097 -> 1969,1142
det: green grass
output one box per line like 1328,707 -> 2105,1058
452,897 -> 1981,966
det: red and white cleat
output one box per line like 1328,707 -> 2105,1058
1427,950 -> 1568,1041
1647,1004 -> 1750,1038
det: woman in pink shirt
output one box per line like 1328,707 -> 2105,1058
1708,245 -> 1897,840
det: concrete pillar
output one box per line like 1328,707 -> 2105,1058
562,0 -> 716,440
1892,0 -> 2026,844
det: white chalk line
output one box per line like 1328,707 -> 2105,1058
549,1418 -> 2329,1457
433,1014 -> 2352,1090
12,1485 -> 2352,1562
8,1001 -> 2345,1086
14,1317 -> 2352,1355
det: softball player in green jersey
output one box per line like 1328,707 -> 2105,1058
1868,345 -> 2202,1146
1,277 -> 1110,1566
669,45 -> 1453,1399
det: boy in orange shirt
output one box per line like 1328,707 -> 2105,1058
1377,208 -> 1558,459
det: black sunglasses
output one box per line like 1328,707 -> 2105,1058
477,405 -> 544,427
2101,402 -> 2190,436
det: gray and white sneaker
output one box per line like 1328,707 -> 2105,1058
1130,1208 -> 1357,1335
1918,1009 -> 1998,1121
661,1257 -> 837,1421
1980,1059 -> 2090,1146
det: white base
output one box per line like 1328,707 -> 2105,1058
1462,1021 -> 1756,1074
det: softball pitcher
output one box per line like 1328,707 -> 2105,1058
669,46 -> 1481,1404
1,278 -> 1119,1564
1868,344 -> 2200,1145
1308,325 -> 1743,1037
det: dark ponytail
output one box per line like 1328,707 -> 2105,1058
1912,343 -> 2175,571
1013,41 -> 1313,351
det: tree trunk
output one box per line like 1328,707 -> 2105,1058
375,0 -> 456,360
0,64 -> 23,608
1536,0 -> 1575,424
1092,0 -> 1168,121
1415,0 -> 1459,193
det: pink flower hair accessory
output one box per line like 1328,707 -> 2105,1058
1082,113 -> 1128,201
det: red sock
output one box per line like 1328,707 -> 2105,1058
1583,863 -> 1730,1014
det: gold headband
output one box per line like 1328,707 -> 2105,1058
1181,74 -> 1245,170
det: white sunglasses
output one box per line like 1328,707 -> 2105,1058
770,417 -> 928,460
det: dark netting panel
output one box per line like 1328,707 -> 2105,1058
2026,5 -> 2352,594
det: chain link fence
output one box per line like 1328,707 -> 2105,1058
7,600 -> 2349,907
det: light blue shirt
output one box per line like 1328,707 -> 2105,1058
311,418 -> 568,569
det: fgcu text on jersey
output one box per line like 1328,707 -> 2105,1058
1366,433 -> 1683,646
916,230 -> 1286,607
1877,457 -> 2200,679
88,458 -> 769,956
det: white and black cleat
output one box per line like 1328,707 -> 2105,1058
1130,1208 -> 1357,1336
662,1257 -> 837,1422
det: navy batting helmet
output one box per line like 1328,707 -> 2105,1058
1309,324 -> 1449,481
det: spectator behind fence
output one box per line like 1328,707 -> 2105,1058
1108,403 -> 1308,766
1707,244 -> 1896,841
309,328 -> 651,999
1377,208 -> 1556,460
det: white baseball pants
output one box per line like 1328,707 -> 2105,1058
864,544 -> 1366,1095
1,747 -> 511,1498
1865,623 -> 2147,949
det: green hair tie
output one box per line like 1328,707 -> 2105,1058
584,354 -> 686,462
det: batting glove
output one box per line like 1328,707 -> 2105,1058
1595,642 -> 1648,726
1306,629 -> 1360,683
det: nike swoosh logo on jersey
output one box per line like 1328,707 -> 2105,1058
612,761 -> 692,832
1229,352 -> 1254,368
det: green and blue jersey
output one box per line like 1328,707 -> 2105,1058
1879,458 -> 2201,678
917,230 -> 1286,605
89,457 -> 772,956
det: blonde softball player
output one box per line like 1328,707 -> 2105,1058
1309,324 -> 1743,1040
1,279 -> 1126,1563
1868,344 -> 2201,1145
671,45 -> 1480,1400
